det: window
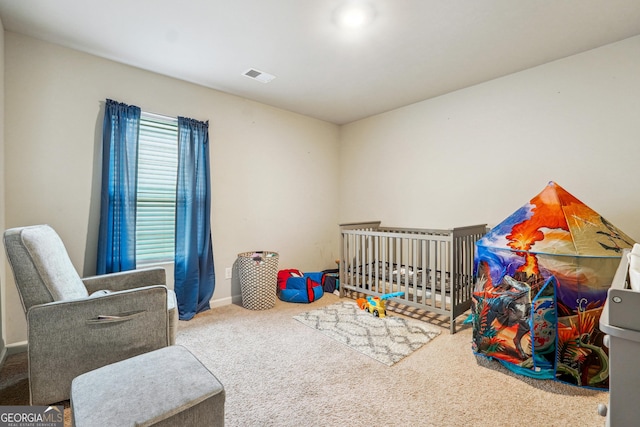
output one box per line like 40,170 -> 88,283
136,112 -> 178,266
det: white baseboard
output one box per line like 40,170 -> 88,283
210,294 -> 242,308
0,344 -> 6,369
0,341 -> 27,371
7,341 -> 28,354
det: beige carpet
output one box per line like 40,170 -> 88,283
176,293 -> 608,427
1,292 -> 608,426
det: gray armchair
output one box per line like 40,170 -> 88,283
3,224 -> 178,405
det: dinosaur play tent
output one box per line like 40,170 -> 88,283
471,181 -> 635,389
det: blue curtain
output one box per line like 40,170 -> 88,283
97,99 -> 140,274
174,117 -> 215,320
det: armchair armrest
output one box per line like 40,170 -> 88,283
82,267 -> 166,294
27,285 -> 170,405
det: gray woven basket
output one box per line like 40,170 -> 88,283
237,251 -> 279,310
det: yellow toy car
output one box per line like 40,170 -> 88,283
356,292 -> 404,318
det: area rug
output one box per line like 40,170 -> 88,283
293,301 -> 441,366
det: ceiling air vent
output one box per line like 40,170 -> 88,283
242,68 -> 276,83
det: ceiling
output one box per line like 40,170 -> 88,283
1,1 -> 640,125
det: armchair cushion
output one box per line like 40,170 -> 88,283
20,224 -> 88,301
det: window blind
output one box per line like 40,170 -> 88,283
136,112 -> 178,266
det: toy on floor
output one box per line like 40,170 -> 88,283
277,269 -> 324,303
356,292 -> 404,318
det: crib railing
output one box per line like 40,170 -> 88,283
339,221 -> 487,333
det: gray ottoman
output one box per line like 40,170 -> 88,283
71,345 -> 225,427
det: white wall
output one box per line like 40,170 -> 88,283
2,32 -> 340,345
4,31 -> 640,346
339,35 -> 640,243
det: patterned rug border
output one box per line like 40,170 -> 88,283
293,301 -> 441,366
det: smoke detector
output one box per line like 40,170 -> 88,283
242,68 -> 276,83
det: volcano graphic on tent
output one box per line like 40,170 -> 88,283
471,181 -> 635,389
